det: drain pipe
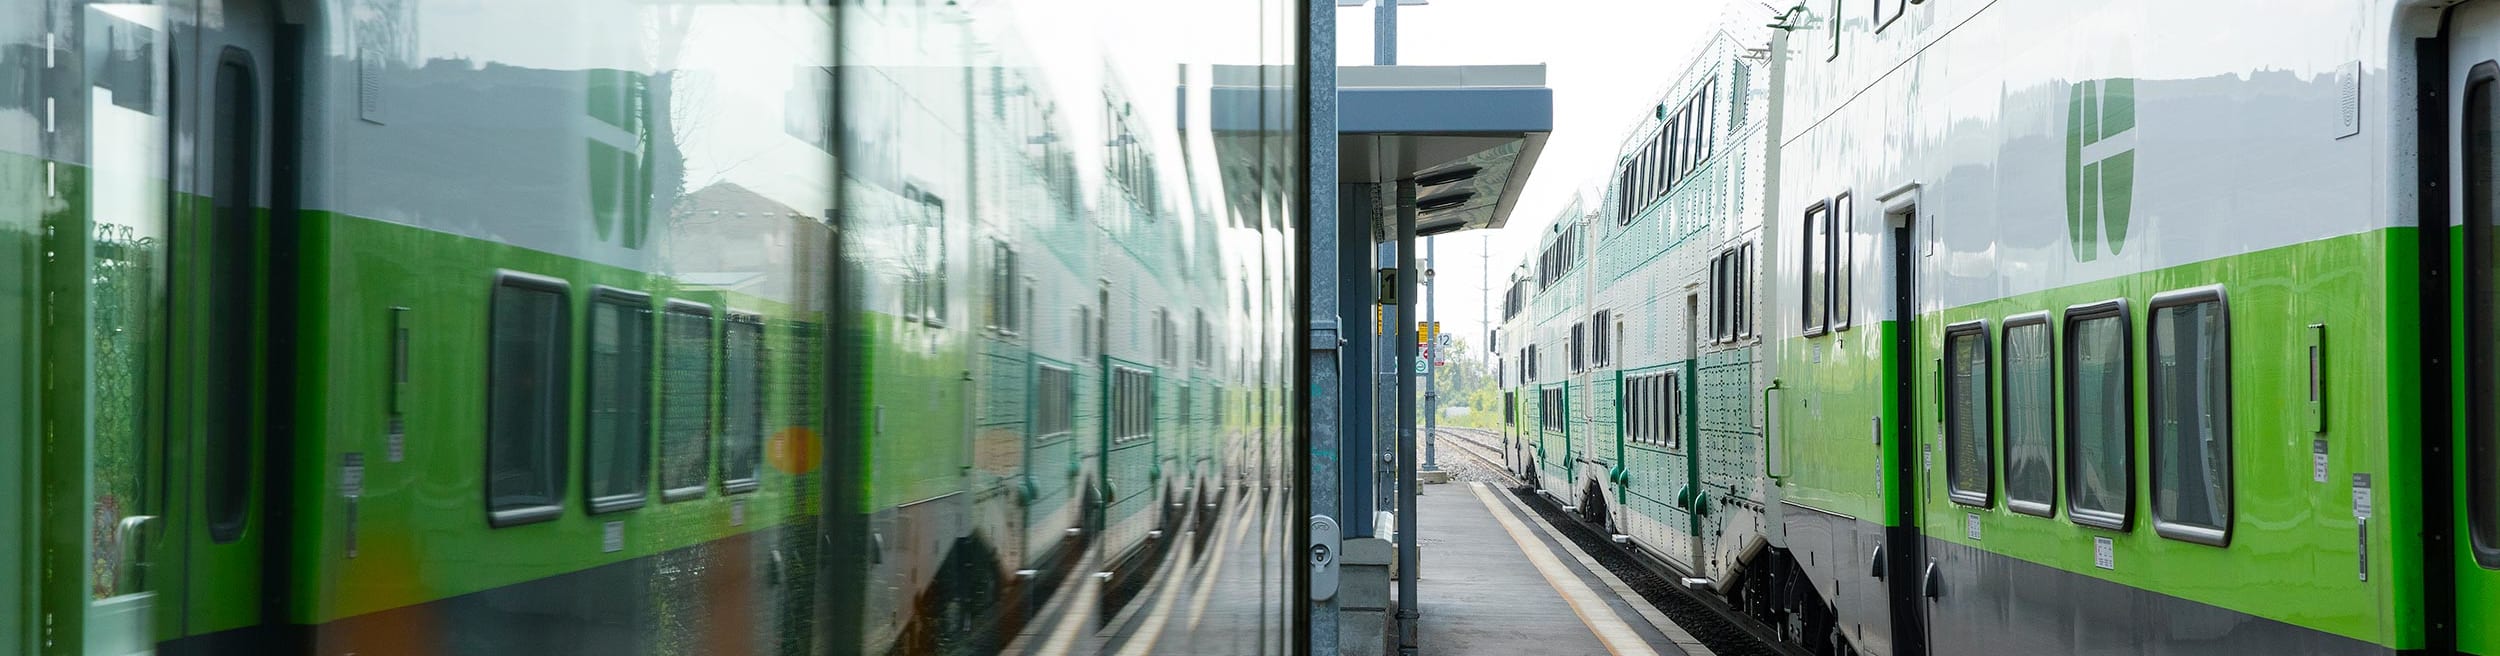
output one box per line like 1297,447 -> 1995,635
1394,177 -> 1421,656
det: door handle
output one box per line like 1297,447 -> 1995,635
1870,544 -> 1885,579
1921,560 -> 1942,599
1761,380 -> 1787,480
116,515 -> 157,592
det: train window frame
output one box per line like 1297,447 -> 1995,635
1112,365 -> 1154,445
1943,319 -> 1994,508
658,299 -> 717,503
1874,0 -> 1905,32
2146,287 -> 2233,546
1036,363 -> 1077,440
1833,192 -> 1854,331
988,240 -> 1021,337
1801,200 -> 1832,336
1739,243 -> 1756,338
2000,312 -> 2059,518
584,286 -> 654,515
718,311 -> 766,495
1827,0 -> 1843,62
2469,64 -> 2500,568
487,272 -> 572,528
2062,299 -> 2135,531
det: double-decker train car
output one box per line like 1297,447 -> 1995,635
1759,0 -> 2482,653
0,0 -> 1304,654
1510,1 -> 2500,653
1499,15 -> 1779,609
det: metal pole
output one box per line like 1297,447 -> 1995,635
1304,0 -> 1342,651
1395,179 -> 1421,656
1423,237 -> 1438,471
1374,0 -> 1396,66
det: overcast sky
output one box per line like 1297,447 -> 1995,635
1335,0 -> 1725,360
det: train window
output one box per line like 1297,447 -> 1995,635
1504,390 -> 1516,426
1592,310 -> 1613,367
1569,322 -> 1587,373
2064,300 -> 2134,530
1802,202 -> 1830,335
205,55 -> 260,543
659,300 -> 716,502
1665,373 -> 1683,450
2472,71 -> 2500,564
1833,192 -> 1854,330
1943,320 -> 1992,508
1541,387 -> 1566,433
905,187 -> 950,326
1195,309 -> 1213,367
1037,364 -> 1076,439
585,288 -> 653,514
1708,254 -> 1726,342
719,314 -> 765,494
1737,243 -> 1755,338
1623,373 -> 1649,446
488,273 -> 571,527
989,241 -> 1021,336
1113,366 -> 1153,444
1078,306 -> 1097,360
2002,315 -> 2058,517
2149,288 -> 2231,545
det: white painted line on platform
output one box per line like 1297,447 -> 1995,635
1111,534 -> 1199,656
1033,564 -> 1100,656
1469,482 -> 1661,656
1494,486 -> 1717,656
1184,503 -> 1262,633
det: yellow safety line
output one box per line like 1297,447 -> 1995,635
1469,482 -> 1662,656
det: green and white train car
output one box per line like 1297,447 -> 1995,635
0,0 -> 1306,654
1760,0 -> 2500,653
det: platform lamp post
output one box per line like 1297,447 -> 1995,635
1422,252 -> 1438,474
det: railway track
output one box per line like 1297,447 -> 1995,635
1434,427 -> 1519,487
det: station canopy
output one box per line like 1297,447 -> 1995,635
1209,64 -> 1552,235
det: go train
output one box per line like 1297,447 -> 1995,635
1500,1 -> 2500,654
0,0 -> 1300,654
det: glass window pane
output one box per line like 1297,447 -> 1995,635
1945,326 -> 1991,506
1834,194 -> 1853,328
2004,322 -> 2057,512
720,317 -> 765,490
2470,76 -> 2500,557
660,305 -> 714,499
2151,298 -> 2231,537
489,281 -> 569,522
587,296 -> 652,510
1803,205 -> 1827,332
2066,310 -> 2133,527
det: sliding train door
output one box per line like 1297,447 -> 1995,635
162,0 -> 283,647
2447,5 -> 2500,653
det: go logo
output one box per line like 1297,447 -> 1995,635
2066,78 -> 2136,262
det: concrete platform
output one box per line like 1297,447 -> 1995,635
1407,482 -> 1707,656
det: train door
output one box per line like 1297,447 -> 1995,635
41,5 -> 179,654
1882,195 -> 1929,656
2447,7 -> 2500,653
165,0 -> 283,648
1686,293 -> 1707,571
